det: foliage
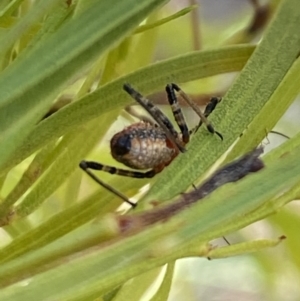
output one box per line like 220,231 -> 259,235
0,0 -> 299,300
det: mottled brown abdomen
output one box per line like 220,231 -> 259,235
110,122 -> 178,170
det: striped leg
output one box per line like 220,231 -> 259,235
196,96 -> 222,133
123,84 -> 186,153
80,161 -> 141,207
79,160 -> 158,207
80,161 -> 156,178
165,84 -> 190,144
171,83 -> 223,140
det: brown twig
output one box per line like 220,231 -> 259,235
118,147 -> 264,234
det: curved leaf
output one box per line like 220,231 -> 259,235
1,144 -> 300,299
143,0 -> 300,202
4,45 -> 254,172
149,262 -> 175,301
0,0 -> 167,169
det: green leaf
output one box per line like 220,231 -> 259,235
112,268 -> 162,301
134,5 -> 197,34
3,45 -> 254,172
0,141 -> 57,220
0,176 -> 147,265
0,0 -> 25,20
207,237 -> 285,259
0,0 -> 61,56
143,0 -> 300,202
149,262 -> 175,301
0,0 -> 167,170
225,54 -> 300,163
1,144 -> 300,299
0,1 -> 300,300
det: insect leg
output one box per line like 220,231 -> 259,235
196,96 -> 222,132
171,83 -> 223,140
165,84 -> 190,144
123,83 -> 186,153
79,161 -> 138,207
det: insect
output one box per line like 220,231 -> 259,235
80,83 -> 222,207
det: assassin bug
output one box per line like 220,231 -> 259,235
80,83 -> 222,207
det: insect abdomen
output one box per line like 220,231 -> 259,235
110,122 -> 177,170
